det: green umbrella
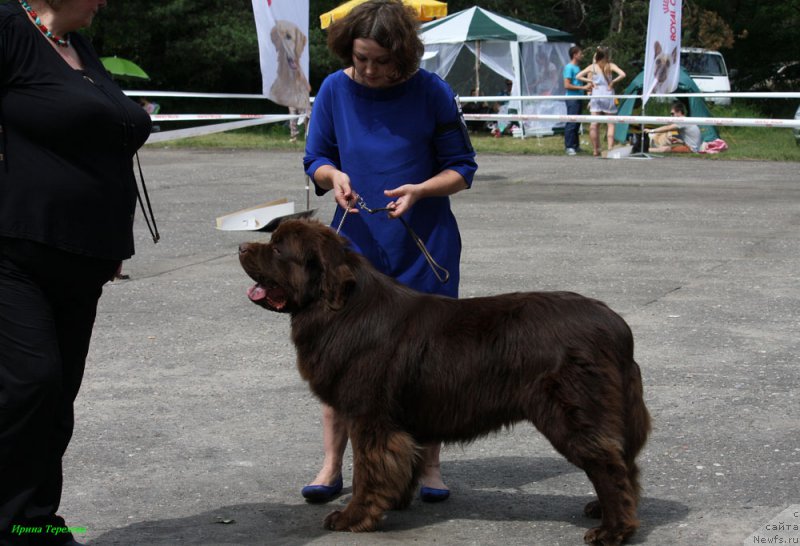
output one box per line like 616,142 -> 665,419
100,56 -> 150,80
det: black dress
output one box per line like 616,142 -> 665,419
0,3 -> 152,541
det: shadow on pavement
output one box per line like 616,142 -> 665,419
89,456 -> 687,544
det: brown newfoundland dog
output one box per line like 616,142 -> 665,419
239,219 -> 650,546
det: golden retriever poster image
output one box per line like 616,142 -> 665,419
642,0 -> 682,105
251,0 -> 311,110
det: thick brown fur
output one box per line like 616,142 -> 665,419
239,219 -> 651,545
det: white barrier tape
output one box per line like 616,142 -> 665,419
146,116 -> 291,144
151,113 -> 301,122
464,113 -> 800,129
124,90 -> 800,101
124,90 -> 316,104
126,90 -> 272,99
460,92 -> 800,102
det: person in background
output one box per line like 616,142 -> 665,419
303,0 -> 477,505
138,97 -> 159,115
562,45 -> 591,156
645,101 -> 704,153
0,1 -> 152,544
461,87 -> 491,134
492,79 -> 515,137
577,46 -> 626,156
288,106 -> 308,143
138,96 -> 160,135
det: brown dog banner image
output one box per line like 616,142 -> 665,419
251,0 -> 311,110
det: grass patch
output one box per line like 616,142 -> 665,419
148,104 -> 799,161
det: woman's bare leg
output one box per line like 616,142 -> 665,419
308,404 -> 348,485
607,122 -> 616,150
590,122 -> 600,155
418,443 -> 447,490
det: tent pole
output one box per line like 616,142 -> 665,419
511,43 -> 524,138
628,97 -> 655,159
640,101 -> 647,154
474,41 -> 481,94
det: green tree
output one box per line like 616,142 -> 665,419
90,0 -> 261,92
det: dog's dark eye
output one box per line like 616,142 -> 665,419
272,245 -> 281,256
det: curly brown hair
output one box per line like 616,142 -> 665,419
327,0 -> 424,82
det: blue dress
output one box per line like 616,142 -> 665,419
304,69 -> 477,297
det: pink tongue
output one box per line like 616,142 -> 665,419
248,284 -> 267,302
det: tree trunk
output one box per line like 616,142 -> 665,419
610,0 -> 625,34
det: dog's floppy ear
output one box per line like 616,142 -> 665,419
654,41 -> 663,57
670,46 -> 678,63
316,230 -> 355,311
270,24 -> 281,48
295,28 -> 307,59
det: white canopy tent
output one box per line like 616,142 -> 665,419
420,7 -> 574,135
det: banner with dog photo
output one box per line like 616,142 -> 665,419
642,0 -> 682,106
251,0 -> 310,110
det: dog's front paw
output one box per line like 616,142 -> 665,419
323,507 -> 378,532
323,510 -> 347,531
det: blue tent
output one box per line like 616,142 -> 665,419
615,67 -> 719,143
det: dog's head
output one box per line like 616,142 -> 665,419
653,41 -> 678,83
239,219 -> 355,314
271,20 -> 306,70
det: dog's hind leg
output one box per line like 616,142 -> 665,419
539,430 -> 639,544
324,426 -> 418,532
531,365 -> 642,544
580,445 -> 640,546
581,361 -> 650,527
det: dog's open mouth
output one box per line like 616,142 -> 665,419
247,282 -> 287,311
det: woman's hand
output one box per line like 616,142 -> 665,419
381,170 -> 467,219
383,184 -> 422,219
330,170 -> 358,213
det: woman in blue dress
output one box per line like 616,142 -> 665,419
303,0 -> 477,504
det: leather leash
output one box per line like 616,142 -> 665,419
335,196 -> 450,284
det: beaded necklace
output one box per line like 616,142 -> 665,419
18,0 -> 71,48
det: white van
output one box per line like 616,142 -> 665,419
680,48 -> 732,105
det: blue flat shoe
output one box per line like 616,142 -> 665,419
419,486 -> 450,503
301,476 -> 343,503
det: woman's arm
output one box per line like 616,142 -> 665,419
576,65 -> 594,84
383,170 -> 468,219
303,75 -> 355,211
311,165 -> 358,212
610,63 -> 627,86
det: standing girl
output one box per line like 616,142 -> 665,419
577,46 -> 626,156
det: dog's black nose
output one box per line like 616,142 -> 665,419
239,243 -> 253,255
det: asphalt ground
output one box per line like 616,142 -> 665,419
58,149 -> 799,545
